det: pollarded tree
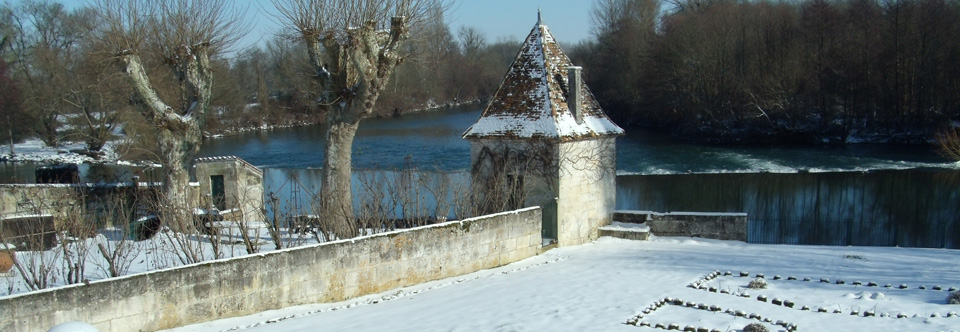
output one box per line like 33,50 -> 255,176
97,0 -> 247,227
273,0 -> 444,239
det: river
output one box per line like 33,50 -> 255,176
3,105 -> 959,248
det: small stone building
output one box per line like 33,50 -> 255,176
462,14 -> 623,247
194,156 -> 264,222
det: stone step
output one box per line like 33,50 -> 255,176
598,222 -> 650,241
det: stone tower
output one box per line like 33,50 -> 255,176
462,14 -> 623,247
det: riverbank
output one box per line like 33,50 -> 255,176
203,99 -> 485,139
0,139 -> 118,165
0,138 -> 163,169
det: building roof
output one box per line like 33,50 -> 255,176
194,156 -> 262,175
462,14 -> 623,140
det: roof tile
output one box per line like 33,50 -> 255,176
462,16 -> 623,140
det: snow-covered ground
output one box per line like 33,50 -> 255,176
0,138 -> 122,164
164,236 -> 960,332
0,223 -> 323,295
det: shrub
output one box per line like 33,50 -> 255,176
947,291 -> 960,305
936,127 -> 960,161
743,323 -> 769,332
748,277 -> 768,289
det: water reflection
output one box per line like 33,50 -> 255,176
262,168 -> 470,223
616,169 -> 960,248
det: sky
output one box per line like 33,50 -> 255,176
446,0 -> 595,43
245,0 -> 595,51
32,0 -> 596,52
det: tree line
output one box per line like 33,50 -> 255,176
0,0 -> 518,158
574,0 -> 960,144
0,0 -> 527,241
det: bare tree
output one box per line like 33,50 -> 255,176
60,19 -> 132,157
97,0 -> 248,229
273,0 -> 445,239
0,58 -> 27,154
7,1 -> 95,147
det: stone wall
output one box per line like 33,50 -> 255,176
613,210 -> 747,242
555,138 -> 617,246
194,157 -> 264,223
0,183 -> 161,230
0,207 -> 543,332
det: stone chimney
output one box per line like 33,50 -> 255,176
567,66 -> 583,124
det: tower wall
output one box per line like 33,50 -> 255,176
468,139 -> 558,238
555,137 -> 617,246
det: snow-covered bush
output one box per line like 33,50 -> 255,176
743,323 -> 769,332
947,291 -> 960,304
748,277 -> 768,289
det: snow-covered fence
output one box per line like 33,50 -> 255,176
613,210 -> 747,241
0,207 -> 543,332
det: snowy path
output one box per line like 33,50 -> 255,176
166,237 -> 960,332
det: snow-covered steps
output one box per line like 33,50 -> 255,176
599,221 -> 651,241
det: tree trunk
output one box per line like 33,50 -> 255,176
321,119 -> 360,239
119,52 -> 205,230
156,125 -> 200,219
8,126 -> 14,155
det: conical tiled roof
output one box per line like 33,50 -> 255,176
462,15 -> 623,140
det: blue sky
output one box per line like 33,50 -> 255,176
32,0 -> 596,50
449,0 -> 595,43
246,0 -> 595,50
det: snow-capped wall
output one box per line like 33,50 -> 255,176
613,211 -> 747,241
0,207 -> 543,332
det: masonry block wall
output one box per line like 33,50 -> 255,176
0,184 -> 163,231
613,210 -> 747,242
0,207 -> 543,332
468,139 -> 557,232
194,157 -> 264,222
556,138 -> 617,246
1,185 -> 81,221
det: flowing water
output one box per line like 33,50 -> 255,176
3,105 -> 958,247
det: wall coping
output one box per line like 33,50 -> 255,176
0,182 -> 162,189
615,210 -> 748,217
598,221 -> 650,233
0,206 -> 543,302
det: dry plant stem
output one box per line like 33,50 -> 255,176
936,127 -> 960,161
266,192 -> 285,250
93,195 -> 143,278
56,191 -> 95,285
150,192 -> 207,265
1,190 -> 66,291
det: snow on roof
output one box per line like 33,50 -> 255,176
194,156 -> 262,175
462,15 -> 623,141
